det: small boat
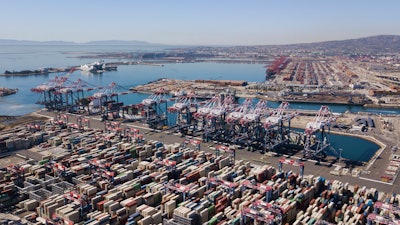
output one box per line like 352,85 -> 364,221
0,87 -> 18,96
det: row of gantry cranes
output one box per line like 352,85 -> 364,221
31,70 -> 339,160
166,92 -> 339,159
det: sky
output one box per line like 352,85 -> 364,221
1,0 -> 399,46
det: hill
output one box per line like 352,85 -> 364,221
85,40 -> 151,45
285,35 -> 400,53
1,35 -> 400,53
0,39 -> 76,45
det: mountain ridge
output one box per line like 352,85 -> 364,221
1,35 -> 400,51
0,39 -> 154,45
283,35 -> 400,50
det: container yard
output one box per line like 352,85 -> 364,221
260,56 -> 400,108
0,114 -> 399,225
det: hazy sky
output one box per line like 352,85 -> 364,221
1,0 -> 399,45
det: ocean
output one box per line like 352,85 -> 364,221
0,45 -> 387,161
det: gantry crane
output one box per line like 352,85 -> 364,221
63,190 -> 91,218
124,127 -> 143,143
6,164 -> 25,181
226,98 -> 253,124
31,68 -> 76,111
225,98 -> 253,145
314,220 -> 336,225
182,139 -> 201,151
154,159 -> 177,171
252,200 -> 284,215
367,213 -> 400,225
194,95 -> 220,120
76,116 -> 90,130
240,180 -> 273,202
139,88 -> 168,129
237,99 -> 269,149
240,199 -> 284,224
240,207 -> 279,225
373,201 -> 400,213
52,113 -> 69,126
87,82 -> 124,119
278,158 -> 305,178
207,177 -> 238,196
215,145 -> 235,164
263,102 -> 295,152
89,158 -> 114,183
303,105 -> 337,159
64,191 -> 89,207
196,94 -> 236,143
45,162 -> 67,177
164,182 -> 197,202
240,99 -> 268,125
371,201 -> 400,225
168,93 -> 198,135
104,121 -> 122,134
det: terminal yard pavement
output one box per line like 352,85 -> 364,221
1,109 -> 399,194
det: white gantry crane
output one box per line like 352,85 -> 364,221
303,105 -> 338,159
262,102 -> 296,152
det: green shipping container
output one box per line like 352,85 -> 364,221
39,159 -> 49,165
133,183 -> 141,191
116,172 -> 126,178
130,148 -> 138,158
208,205 -> 215,218
231,217 -> 240,225
208,217 -> 218,225
154,193 -> 162,206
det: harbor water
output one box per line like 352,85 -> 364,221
0,45 -> 392,162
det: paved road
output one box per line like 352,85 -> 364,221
35,109 -> 400,193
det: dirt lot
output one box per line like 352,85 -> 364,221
0,155 -> 26,168
0,113 -> 48,131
